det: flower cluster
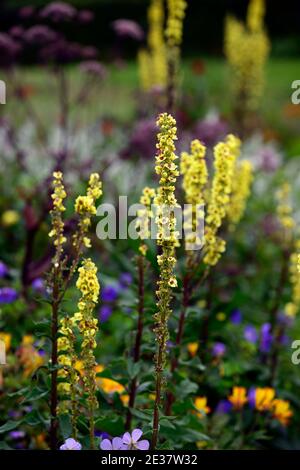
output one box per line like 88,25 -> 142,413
228,386 -> 293,426
48,171 -> 67,259
136,186 -> 156,256
224,0 -> 270,112
204,135 -> 241,266
227,160 -> 253,229
73,173 -> 102,249
285,240 -> 300,317
138,0 -> 167,91
276,182 -> 295,244
165,0 -> 188,48
181,139 -> 208,250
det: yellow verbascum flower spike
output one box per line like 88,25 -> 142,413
227,160 -> 253,229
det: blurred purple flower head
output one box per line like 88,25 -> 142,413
230,309 -> 242,324
194,112 -> 228,147
9,430 -> 25,440
215,399 -> 233,414
258,146 -> 281,172
19,6 -> 36,19
81,46 -> 98,60
31,278 -> 45,294
40,2 -> 77,22
122,429 -> 149,450
80,60 -> 106,78
248,387 -> 256,408
0,261 -> 8,278
78,10 -> 94,24
100,437 -> 126,450
0,287 -> 18,304
119,272 -> 133,288
0,33 -> 21,66
102,285 -> 118,303
121,118 -> 157,160
112,19 -> 144,41
40,40 -> 86,64
260,323 -> 273,353
244,325 -> 258,344
212,342 -> 226,358
60,438 -> 82,450
99,305 -> 113,323
9,26 -> 25,39
24,25 -> 58,45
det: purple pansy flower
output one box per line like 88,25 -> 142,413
230,309 -> 242,324
100,437 -> 126,450
0,261 -> 8,278
212,342 -> 226,358
60,438 -> 82,450
0,287 -> 18,304
248,387 -> 256,409
244,325 -> 258,344
99,305 -> 113,323
260,323 -> 273,353
102,285 -> 118,303
215,399 -> 233,414
122,429 -> 149,450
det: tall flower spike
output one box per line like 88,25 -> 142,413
227,160 -> 253,230
284,240 -> 300,318
181,139 -> 208,251
136,186 -> 156,256
204,134 -> 241,266
152,113 -> 179,448
49,171 -> 67,262
77,258 -> 100,449
247,0 -> 265,33
165,0 -> 188,48
276,182 -> 295,245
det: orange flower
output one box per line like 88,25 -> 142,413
95,364 -> 125,394
194,397 -> 211,419
255,387 -> 275,411
272,399 -> 293,426
187,342 -> 198,357
228,386 -> 248,410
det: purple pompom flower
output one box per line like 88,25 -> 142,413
0,287 -> 18,304
122,429 -> 149,450
244,325 -> 258,344
230,309 -> 242,324
112,20 -> 144,41
100,437 -> 126,450
260,323 -> 273,353
80,61 -> 106,78
212,342 -> 226,358
0,261 -> 8,278
60,438 -> 82,450
24,25 -> 58,45
40,2 -> 77,22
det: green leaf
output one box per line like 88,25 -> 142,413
59,414 -> 72,439
0,420 -> 22,434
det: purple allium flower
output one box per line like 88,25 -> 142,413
80,60 -> 106,78
0,261 -> 8,278
194,112 -> 228,147
122,429 -> 149,450
99,305 -> 113,323
215,399 -> 233,414
112,20 -> 144,41
244,325 -> 258,344
40,2 -> 77,22
31,278 -> 45,293
230,309 -> 242,324
121,118 -> 157,160
119,272 -> 133,288
100,437 -> 127,450
0,287 -> 18,304
260,323 -> 273,353
60,438 -> 82,450
9,430 -> 25,440
248,387 -> 256,409
24,25 -> 58,45
212,342 -> 226,358
102,285 -> 118,303
78,10 -> 94,24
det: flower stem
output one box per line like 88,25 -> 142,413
50,276 -> 59,450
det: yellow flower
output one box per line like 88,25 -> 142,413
228,386 -> 248,410
216,312 -> 226,321
165,0 -> 188,48
284,241 -> 300,317
194,397 -> 211,419
120,394 -> 129,406
76,258 -> 100,304
0,333 -> 11,351
272,399 -> 293,426
187,342 -> 198,357
254,387 -> 275,411
228,160 -> 253,229
1,210 -> 20,226
22,335 -> 34,345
